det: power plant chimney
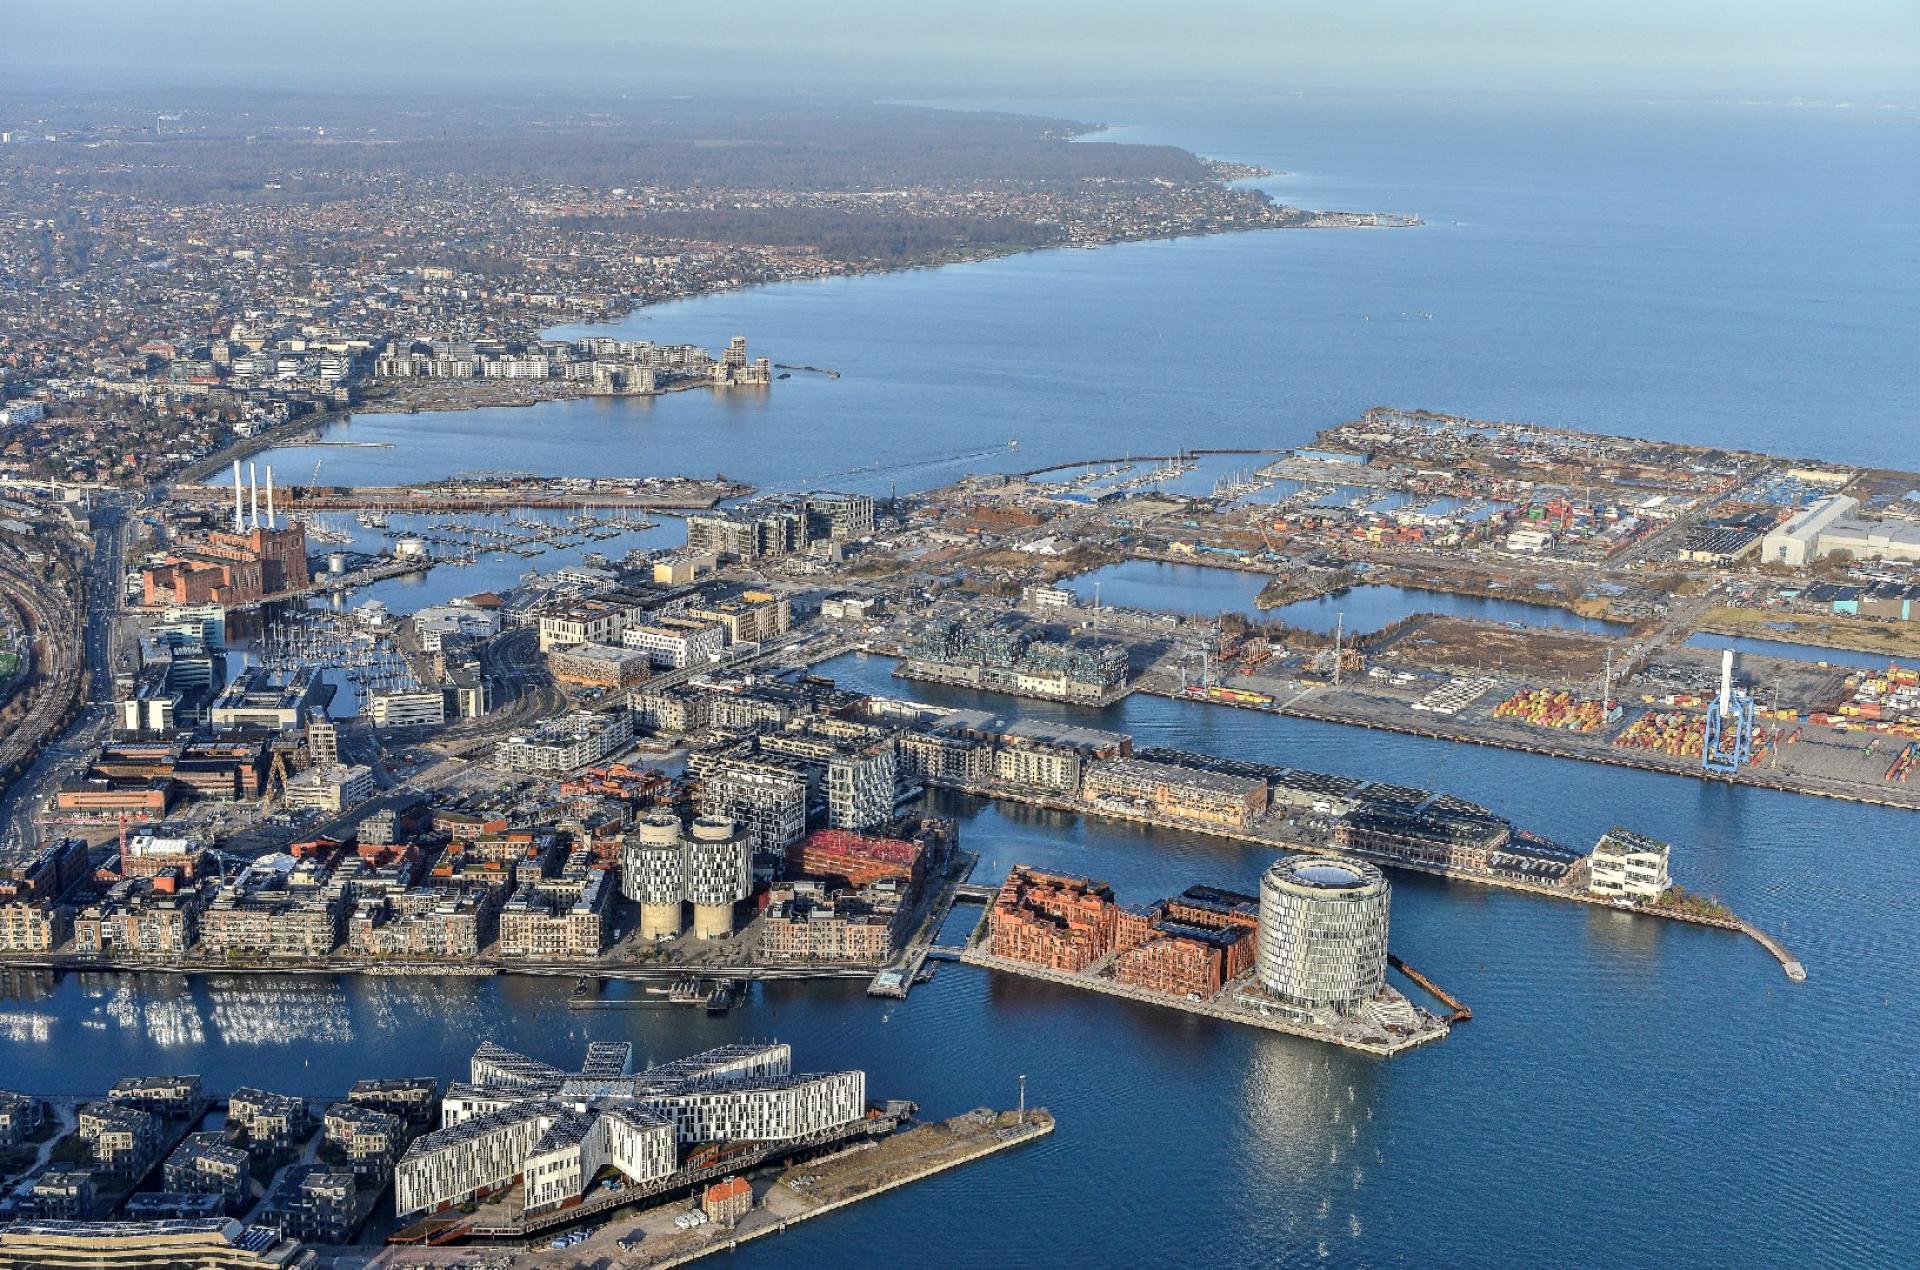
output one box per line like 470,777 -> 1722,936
232,460 -> 244,533
248,462 -> 260,530
265,465 -> 276,528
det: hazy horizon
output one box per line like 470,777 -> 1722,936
3,0 -> 1916,98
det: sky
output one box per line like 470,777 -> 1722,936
2,0 -> 1916,95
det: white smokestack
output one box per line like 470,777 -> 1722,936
248,462 -> 259,530
232,460 -> 244,532
265,465 -> 275,528
1719,649 -> 1734,716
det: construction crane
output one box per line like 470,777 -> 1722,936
266,749 -> 294,803
1702,648 -> 1756,774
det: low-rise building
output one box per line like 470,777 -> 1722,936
1082,757 -> 1269,828
703,1175 -> 753,1225
281,764 -> 375,813
0,1217 -> 312,1268
1589,826 -> 1673,900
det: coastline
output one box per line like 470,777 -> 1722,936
187,204 -> 1419,478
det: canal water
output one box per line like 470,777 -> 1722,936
1683,631 -> 1899,675
1061,559 -> 1624,636
59,93 -> 1920,1265
1266,583 -> 1625,636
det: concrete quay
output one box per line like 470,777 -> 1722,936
1133,680 -> 1920,816
960,945 -> 1447,1057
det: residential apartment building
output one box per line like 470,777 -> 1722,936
1082,757 -> 1269,829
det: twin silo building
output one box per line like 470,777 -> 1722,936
621,814 -> 752,940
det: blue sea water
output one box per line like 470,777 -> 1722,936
60,92 -> 1920,1266
249,94 -> 1919,494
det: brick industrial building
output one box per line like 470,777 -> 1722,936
986,867 -> 1118,973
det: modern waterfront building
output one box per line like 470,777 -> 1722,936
259,1165 -> 357,1244
322,1102 -> 407,1178
1254,856 -> 1391,1019
987,867 -> 1118,973
697,756 -> 810,857
621,617 -> 727,669
162,1132 -> 250,1212
394,1039 -> 864,1219
548,643 -> 653,690
824,740 -> 897,831
1082,756 -> 1269,828
1588,826 -> 1673,900
227,1088 -> 309,1152
616,814 -> 752,940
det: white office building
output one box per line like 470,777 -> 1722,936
395,1040 -> 864,1218
1255,855 -> 1390,1019
1588,827 -> 1672,900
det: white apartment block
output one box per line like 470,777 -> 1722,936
395,1040 -> 860,1218
1589,827 -> 1673,900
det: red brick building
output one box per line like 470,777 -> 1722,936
787,829 -> 923,892
986,866 -> 1118,973
141,524 -> 310,606
1113,921 -> 1254,998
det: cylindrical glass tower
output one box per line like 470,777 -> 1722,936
1256,855 -> 1390,1016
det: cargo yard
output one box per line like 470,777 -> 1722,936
794,408 -> 1920,815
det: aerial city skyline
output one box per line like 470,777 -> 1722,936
0,3 -> 1914,1267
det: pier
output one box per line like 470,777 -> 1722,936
516,1108 -> 1054,1268
1389,954 -> 1472,1022
958,943 -> 1448,1057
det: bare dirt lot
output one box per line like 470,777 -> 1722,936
1375,615 -> 1615,679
